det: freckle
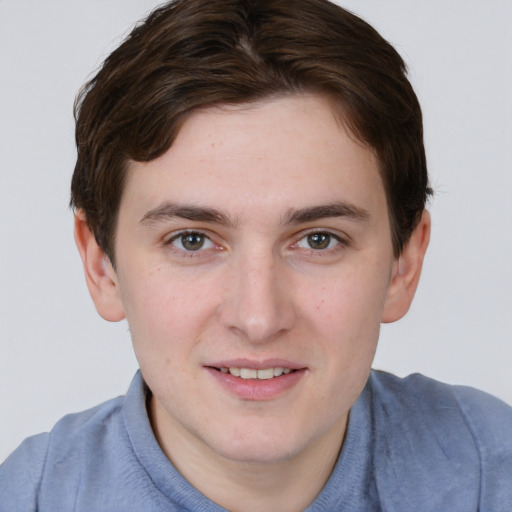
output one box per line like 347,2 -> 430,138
165,358 -> 171,366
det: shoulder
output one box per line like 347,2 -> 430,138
0,396 -> 124,512
369,370 -> 512,440
0,432 -> 50,512
46,394 -> 125,446
450,382 -> 512,451
367,370 -> 512,510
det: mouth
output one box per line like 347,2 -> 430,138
210,366 -> 296,380
205,363 -> 306,400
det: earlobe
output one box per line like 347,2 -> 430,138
74,212 -> 126,322
381,210 -> 431,323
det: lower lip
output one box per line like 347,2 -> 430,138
206,368 -> 306,401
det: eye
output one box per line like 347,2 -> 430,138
296,232 -> 340,250
169,231 -> 215,252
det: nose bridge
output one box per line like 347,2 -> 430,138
221,243 -> 295,342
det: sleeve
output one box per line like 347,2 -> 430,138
0,433 -> 50,512
453,386 -> 512,512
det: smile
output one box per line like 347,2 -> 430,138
217,367 -> 294,379
207,364 -> 306,400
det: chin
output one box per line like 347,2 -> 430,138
218,442 -> 300,465
209,422 -> 315,465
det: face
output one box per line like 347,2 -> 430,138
110,95 -> 399,465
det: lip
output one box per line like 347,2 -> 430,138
206,358 -> 305,371
205,359 -> 307,401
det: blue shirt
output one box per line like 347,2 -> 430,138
1,370 -> 511,511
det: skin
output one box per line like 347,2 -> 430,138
75,94 -> 430,512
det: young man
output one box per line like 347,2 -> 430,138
1,0 -> 511,510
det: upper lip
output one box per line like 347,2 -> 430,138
205,359 -> 306,371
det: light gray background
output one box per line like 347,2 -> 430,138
1,0 -> 511,462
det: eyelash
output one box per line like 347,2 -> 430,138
166,230 -> 218,255
165,229 -> 350,258
292,230 -> 350,255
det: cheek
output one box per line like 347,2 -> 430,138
118,265 -> 215,348
307,268 -> 389,332
302,265 -> 389,371
120,273 -> 211,390
126,254 -> 207,305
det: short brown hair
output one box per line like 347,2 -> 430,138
71,0 -> 432,262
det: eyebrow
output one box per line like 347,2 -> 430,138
282,202 -> 370,224
140,200 -> 370,227
140,202 -> 235,226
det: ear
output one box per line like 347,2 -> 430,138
382,210 -> 431,323
74,211 -> 126,322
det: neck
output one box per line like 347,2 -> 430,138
150,399 -> 347,512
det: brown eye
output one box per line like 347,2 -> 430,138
182,233 -> 205,250
171,232 -> 214,251
295,231 -> 342,252
307,233 -> 332,250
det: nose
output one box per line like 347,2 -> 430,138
219,248 -> 297,344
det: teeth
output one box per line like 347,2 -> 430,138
221,367 -> 294,379
257,368 -> 274,380
240,368 -> 257,379
229,367 -> 240,377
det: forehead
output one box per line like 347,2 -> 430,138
121,94 -> 386,222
